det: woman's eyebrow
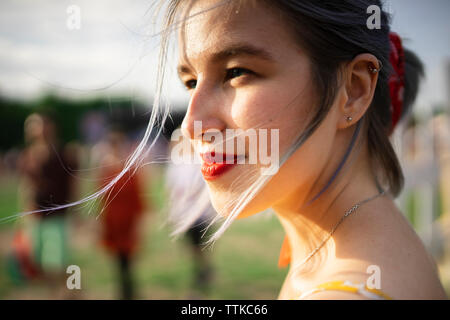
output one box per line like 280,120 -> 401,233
210,43 -> 275,63
177,43 -> 275,77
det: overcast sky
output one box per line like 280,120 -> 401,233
0,0 -> 449,113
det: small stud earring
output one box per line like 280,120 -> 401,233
346,116 -> 353,122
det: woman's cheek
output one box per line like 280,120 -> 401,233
230,90 -> 285,129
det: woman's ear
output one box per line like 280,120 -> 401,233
337,53 -> 381,130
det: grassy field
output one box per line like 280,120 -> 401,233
1,167 -> 449,299
0,168 -> 288,299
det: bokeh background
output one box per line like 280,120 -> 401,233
0,0 -> 449,299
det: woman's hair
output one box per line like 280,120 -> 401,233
7,0 -> 424,244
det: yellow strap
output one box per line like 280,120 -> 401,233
316,280 -> 359,293
298,280 -> 392,300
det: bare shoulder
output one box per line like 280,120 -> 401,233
326,197 -> 448,299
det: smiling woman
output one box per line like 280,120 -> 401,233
14,0 -> 447,300
154,0 -> 447,300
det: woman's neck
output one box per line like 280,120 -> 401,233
272,144 -> 383,281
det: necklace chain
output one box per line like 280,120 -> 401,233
293,190 -> 386,269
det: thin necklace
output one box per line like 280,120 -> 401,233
293,189 -> 386,270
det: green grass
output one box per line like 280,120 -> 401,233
2,168 -> 449,299
0,174 -> 20,227
0,168 -> 288,299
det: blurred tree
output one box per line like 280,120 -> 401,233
0,94 -> 187,151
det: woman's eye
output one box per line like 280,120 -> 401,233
225,68 -> 252,81
183,68 -> 253,90
184,79 -> 197,90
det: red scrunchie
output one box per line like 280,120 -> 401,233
277,32 -> 407,269
388,32 -> 405,135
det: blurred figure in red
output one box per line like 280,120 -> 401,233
97,129 -> 147,300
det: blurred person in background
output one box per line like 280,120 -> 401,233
166,137 -> 216,298
431,114 -> 450,269
401,114 -> 449,261
17,112 -> 79,297
97,129 -> 147,300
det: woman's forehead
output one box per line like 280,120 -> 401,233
177,0 -> 295,67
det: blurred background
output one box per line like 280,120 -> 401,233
0,0 -> 449,299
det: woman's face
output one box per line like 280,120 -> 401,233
178,0 -> 342,217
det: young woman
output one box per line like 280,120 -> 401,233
161,0 -> 447,299
14,0 -> 446,300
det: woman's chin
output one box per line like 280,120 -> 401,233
205,163 -> 276,219
209,192 -> 266,220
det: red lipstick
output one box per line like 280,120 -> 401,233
200,151 -> 241,181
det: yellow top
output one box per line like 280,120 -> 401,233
297,280 -> 393,300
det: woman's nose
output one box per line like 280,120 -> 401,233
181,83 -> 227,141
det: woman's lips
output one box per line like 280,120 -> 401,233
200,152 -> 243,181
